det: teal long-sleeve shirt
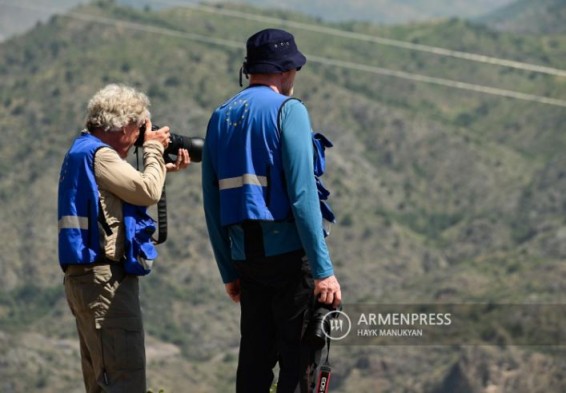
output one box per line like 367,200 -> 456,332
202,97 -> 334,283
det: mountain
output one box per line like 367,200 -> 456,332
1,1 -> 566,392
0,0 -> 516,42
0,0 -> 88,41
480,0 -> 566,34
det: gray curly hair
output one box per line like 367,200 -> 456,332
85,84 -> 150,132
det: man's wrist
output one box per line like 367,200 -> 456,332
143,139 -> 164,153
313,270 -> 334,281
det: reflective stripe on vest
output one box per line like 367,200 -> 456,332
58,215 -> 89,230
218,174 -> 268,190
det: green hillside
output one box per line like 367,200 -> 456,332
191,0 -> 515,23
0,0 -> 515,43
1,0 -> 566,391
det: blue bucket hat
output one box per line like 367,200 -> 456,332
240,28 -> 307,85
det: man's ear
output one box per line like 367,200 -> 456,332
281,70 -> 291,82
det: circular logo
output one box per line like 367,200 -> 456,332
321,310 -> 352,341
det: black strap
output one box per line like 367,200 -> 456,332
314,336 -> 332,393
154,184 -> 168,244
94,145 -> 113,237
324,334 -> 331,365
98,200 -> 113,236
239,64 -> 248,87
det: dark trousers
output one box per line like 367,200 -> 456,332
234,250 -> 315,393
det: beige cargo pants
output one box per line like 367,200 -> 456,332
64,263 -> 146,393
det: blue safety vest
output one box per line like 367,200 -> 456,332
58,133 -> 107,266
206,85 -> 291,226
58,132 -> 157,275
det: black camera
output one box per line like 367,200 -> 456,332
304,302 -> 341,349
135,124 -> 204,163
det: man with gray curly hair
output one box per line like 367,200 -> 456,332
58,84 -> 190,392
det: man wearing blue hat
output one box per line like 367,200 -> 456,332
202,28 -> 342,392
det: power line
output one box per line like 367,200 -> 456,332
68,10 -> 243,49
2,1 -> 566,107
309,55 -> 566,108
6,0 -> 566,78
150,0 -> 566,78
65,11 -> 566,108
0,1 -> 242,48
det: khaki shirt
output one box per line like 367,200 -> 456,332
94,140 -> 166,261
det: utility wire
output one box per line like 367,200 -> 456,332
309,55 -> 566,108
66,11 -> 566,108
0,1 -> 242,48
4,0 -> 566,78
2,1 -> 566,107
149,0 -> 566,78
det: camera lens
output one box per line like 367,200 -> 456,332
165,134 -> 204,163
136,123 -> 204,163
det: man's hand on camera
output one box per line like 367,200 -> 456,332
314,275 -> 341,309
166,149 -> 190,172
225,279 -> 241,303
144,122 -> 170,148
